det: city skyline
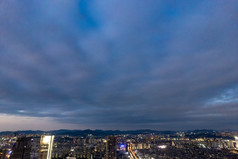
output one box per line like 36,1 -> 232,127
0,0 -> 238,131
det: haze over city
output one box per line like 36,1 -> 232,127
0,0 -> 238,131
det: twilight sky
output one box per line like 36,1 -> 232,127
0,0 -> 238,131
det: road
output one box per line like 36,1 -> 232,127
129,147 -> 139,159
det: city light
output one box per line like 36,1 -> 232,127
1,132 -> 238,158
43,136 -> 52,144
158,145 -> 167,149
40,135 -> 54,159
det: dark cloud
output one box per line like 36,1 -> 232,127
0,0 -> 238,130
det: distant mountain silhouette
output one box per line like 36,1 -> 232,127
0,129 -> 174,137
1,129 -> 233,139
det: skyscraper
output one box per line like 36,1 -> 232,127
10,137 -> 31,159
39,135 -> 54,159
106,136 -> 116,159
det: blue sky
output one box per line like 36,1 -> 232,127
0,0 -> 238,130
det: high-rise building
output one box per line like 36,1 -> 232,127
10,137 -> 31,159
39,135 -> 54,159
106,136 -> 116,159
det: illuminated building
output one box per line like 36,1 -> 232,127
106,136 -> 116,159
10,137 -> 31,159
39,135 -> 54,159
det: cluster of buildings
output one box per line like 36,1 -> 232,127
0,135 -> 129,159
129,132 -> 238,159
0,130 -> 238,159
0,135 -> 54,159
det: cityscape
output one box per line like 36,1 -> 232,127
0,129 -> 238,159
1,0 -> 238,159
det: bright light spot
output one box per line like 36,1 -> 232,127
158,145 -> 167,149
43,136 -> 51,144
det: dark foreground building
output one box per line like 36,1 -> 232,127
10,137 -> 31,159
106,136 -> 116,159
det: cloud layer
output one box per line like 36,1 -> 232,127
0,0 -> 238,130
